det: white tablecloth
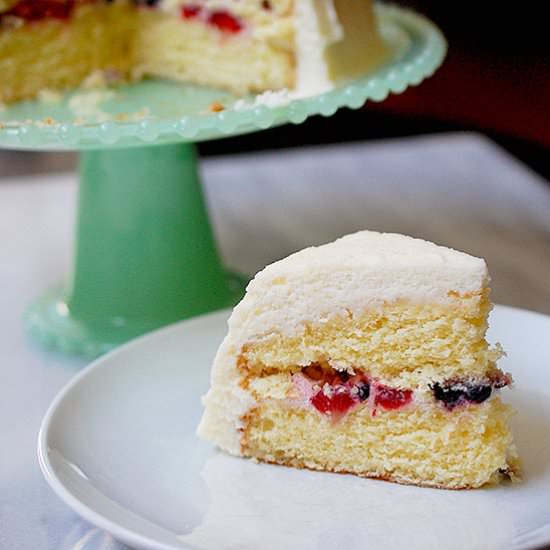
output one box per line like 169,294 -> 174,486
1,132 -> 549,549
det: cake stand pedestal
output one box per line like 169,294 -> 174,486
26,144 -> 244,356
0,5 -> 446,357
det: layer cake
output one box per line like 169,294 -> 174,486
198,231 -> 520,489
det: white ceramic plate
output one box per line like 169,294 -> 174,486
38,306 -> 550,550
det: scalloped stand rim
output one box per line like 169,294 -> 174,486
0,4 -> 446,150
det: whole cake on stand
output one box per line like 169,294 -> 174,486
0,2 -> 446,357
0,0 -> 388,102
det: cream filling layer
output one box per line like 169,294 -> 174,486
247,370 -> 507,416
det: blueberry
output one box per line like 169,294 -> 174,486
336,370 -> 350,383
133,0 -> 160,6
433,382 -> 493,408
432,383 -> 464,407
466,385 -> 492,403
357,383 -> 370,401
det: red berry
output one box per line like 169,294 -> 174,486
375,386 -> 412,410
302,363 -> 325,381
311,387 -> 356,416
311,391 -> 331,414
6,0 -> 74,22
208,10 -> 243,33
181,4 -> 201,19
330,390 -> 355,415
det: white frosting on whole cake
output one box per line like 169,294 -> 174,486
294,0 -> 343,95
229,231 -> 488,348
198,335 -> 255,455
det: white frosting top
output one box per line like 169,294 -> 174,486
228,231 -> 489,344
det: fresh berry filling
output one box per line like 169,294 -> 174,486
208,10 -> 243,33
293,363 -> 510,418
295,364 -> 412,419
179,3 -> 244,34
374,385 -> 412,410
432,371 -> 511,410
1,0 -> 75,23
0,1 -> 246,33
432,382 -> 493,410
133,0 -> 162,7
180,4 -> 201,19
300,364 -> 367,417
309,387 -> 357,416
356,382 -> 370,401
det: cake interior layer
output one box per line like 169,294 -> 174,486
0,2 -> 294,102
0,3 -> 136,104
243,397 -> 518,489
0,0 -> 388,102
240,292 -> 500,387
133,9 -> 294,95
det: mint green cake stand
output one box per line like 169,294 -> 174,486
0,5 -> 445,357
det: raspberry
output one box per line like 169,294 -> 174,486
181,4 -> 201,19
310,387 -> 355,416
330,390 -> 355,414
375,386 -> 412,410
208,10 -> 243,33
6,0 -> 74,22
311,391 -> 331,414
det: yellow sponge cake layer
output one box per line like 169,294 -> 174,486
0,0 -> 388,104
0,3 -> 135,104
244,398 -> 517,489
240,293 -> 498,388
133,8 -> 294,94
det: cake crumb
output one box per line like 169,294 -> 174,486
81,70 -> 108,90
0,14 -> 24,30
113,107 -> 151,122
68,90 -> 116,122
35,117 -> 57,128
233,89 -> 292,111
38,89 -> 62,104
209,102 -> 225,113
81,68 -> 124,90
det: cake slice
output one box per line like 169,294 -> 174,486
198,231 -> 520,489
0,0 -> 389,104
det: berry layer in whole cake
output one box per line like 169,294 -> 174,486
198,231 -> 520,489
0,0 -> 389,103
